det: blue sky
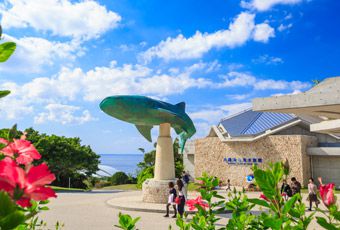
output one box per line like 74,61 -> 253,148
0,0 -> 339,154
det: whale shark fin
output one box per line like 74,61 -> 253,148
175,102 -> 186,111
135,125 -> 153,142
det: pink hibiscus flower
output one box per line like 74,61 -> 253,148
186,196 -> 209,211
0,158 -> 56,207
319,183 -> 336,207
0,139 -> 41,165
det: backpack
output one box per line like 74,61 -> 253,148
183,175 -> 190,184
286,186 -> 293,197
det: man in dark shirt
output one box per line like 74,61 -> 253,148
291,177 -> 302,195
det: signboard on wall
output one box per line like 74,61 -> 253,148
223,157 -> 263,165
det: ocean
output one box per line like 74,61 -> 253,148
97,154 -> 144,177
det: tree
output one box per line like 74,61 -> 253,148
12,128 -> 100,188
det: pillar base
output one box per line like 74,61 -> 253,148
142,179 -> 175,204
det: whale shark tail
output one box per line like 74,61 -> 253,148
179,132 -> 188,154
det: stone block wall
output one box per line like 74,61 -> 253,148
194,135 -> 317,187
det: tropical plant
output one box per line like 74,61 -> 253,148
117,160 -> 340,230
114,212 -> 140,230
315,178 -> 340,229
0,125 -> 58,229
176,173 -> 225,230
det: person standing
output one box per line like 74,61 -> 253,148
164,182 -> 177,218
290,177 -> 302,196
281,179 -> 292,201
182,171 -> 190,198
176,179 -> 186,218
226,179 -> 231,191
307,178 -> 320,211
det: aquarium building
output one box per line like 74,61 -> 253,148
185,77 -> 340,188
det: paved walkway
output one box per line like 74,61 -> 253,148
39,190 -> 338,230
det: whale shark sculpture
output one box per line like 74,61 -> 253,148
99,95 -> 196,152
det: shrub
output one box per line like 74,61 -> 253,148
136,167 -> 154,188
110,171 -> 130,185
94,180 -> 112,188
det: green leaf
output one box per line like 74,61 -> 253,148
333,210 -> 340,221
39,200 -> 50,205
0,90 -> 10,99
316,217 -> 338,230
0,211 -> 25,230
0,42 -> 16,62
213,194 -> 225,199
0,192 -> 16,217
0,143 -> 7,150
0,192 -> 25,230
263,217 -> 282,230
248,198 -> 270,208
253,169 -> 276,198
282,195 -> 297,214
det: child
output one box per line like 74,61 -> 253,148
164,182 -> 177,218
226,179 -> 231,191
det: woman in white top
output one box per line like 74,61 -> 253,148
308,177 -> 320,211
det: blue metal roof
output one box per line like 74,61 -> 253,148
219,109 -> 297,137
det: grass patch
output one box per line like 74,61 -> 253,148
100,184 -> 140,190
49,186 -> 85,192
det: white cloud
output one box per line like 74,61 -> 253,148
253,23 -> 275,42
254,79 -> 310,90
0,34 -> 83,73
190,102 -> 252,123
0,61 -> 213,120
216,72 -> 256,88
190,102 -> 252,137
252,54 -> 284,65
0,97 -> 33,120
190,110 -> 225,123
0,0 -> 121,40
34,103 -> 94,125
141,12 -> 274,62
284,13 -> 293,20
241,0 -> 302,11
216,71 -> 310,91
228,94 -> 250,100
278,23 -> 293,32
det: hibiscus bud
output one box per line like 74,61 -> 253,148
319,183 -> 336,207
282,158 -> 290,176
260,194 -> 269,202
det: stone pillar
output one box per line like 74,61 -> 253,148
142,123 -> 176,203
154,123 -> 175,180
